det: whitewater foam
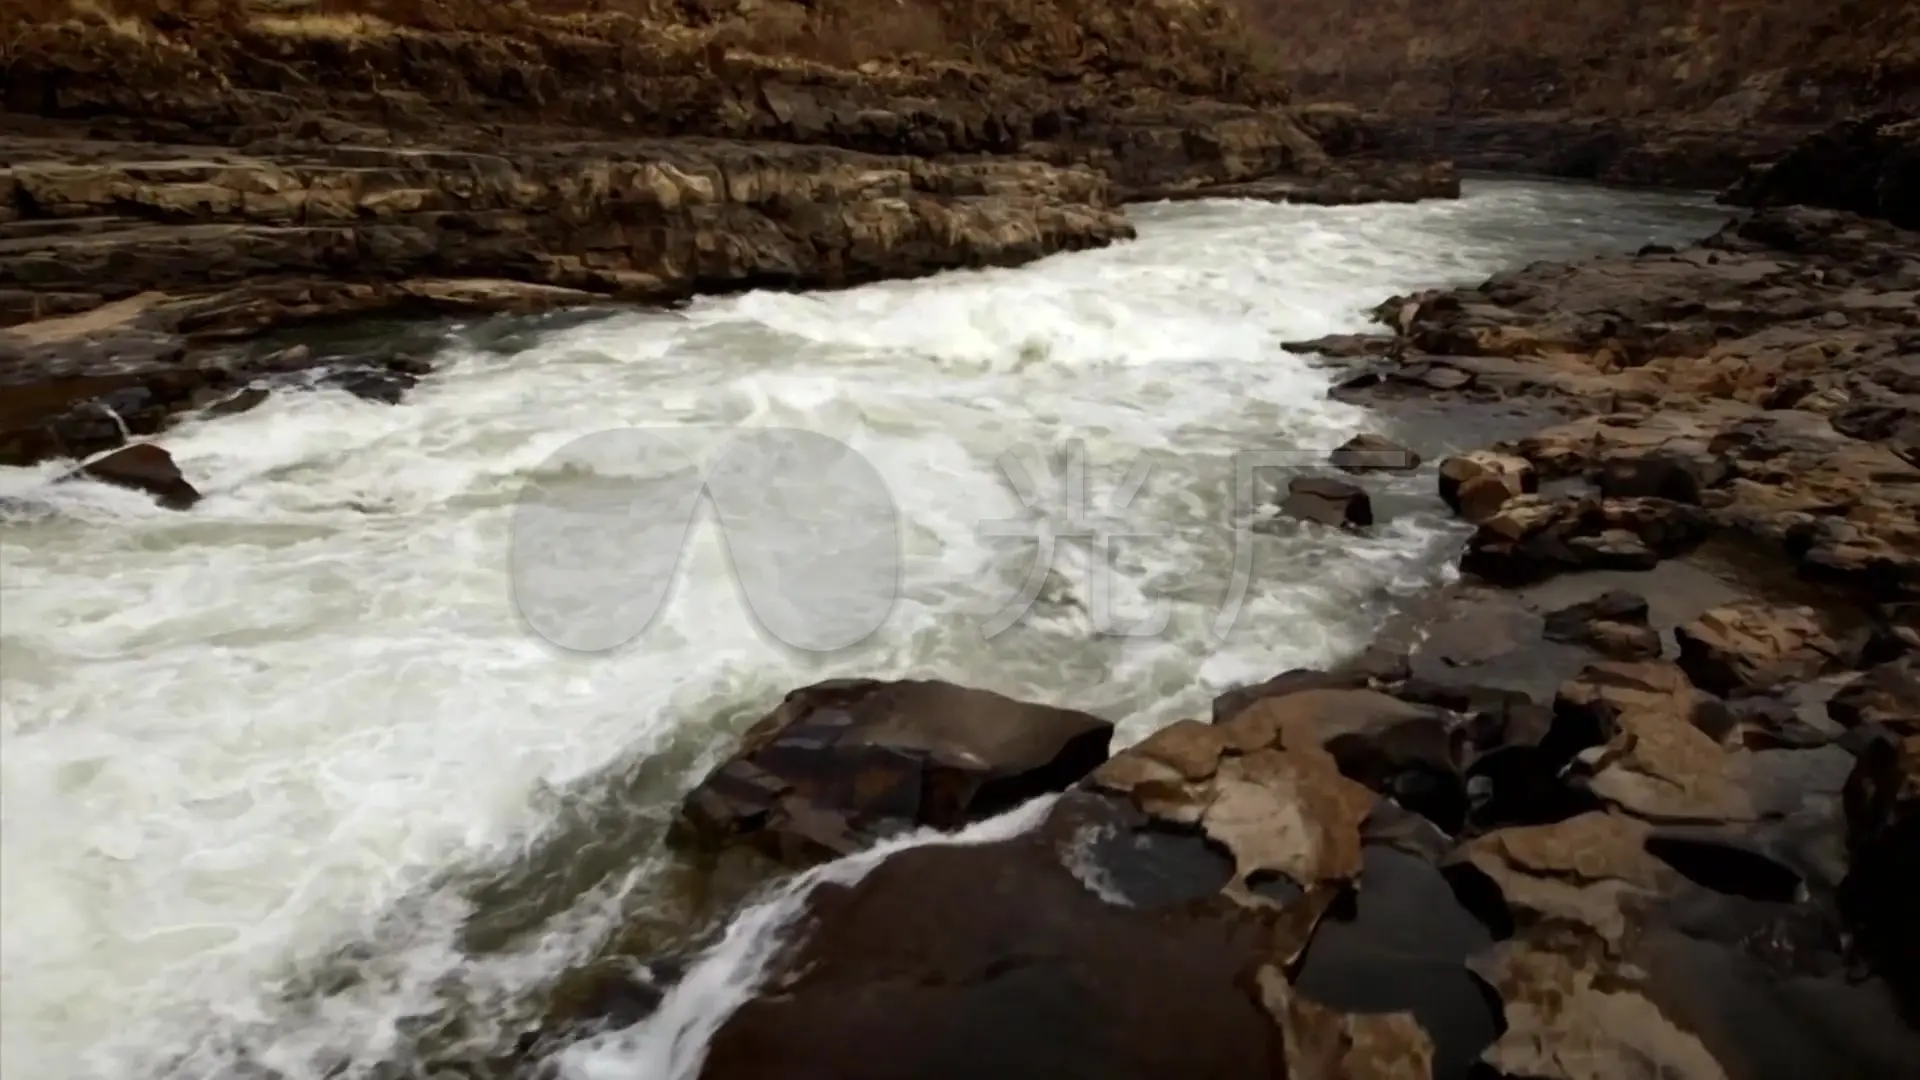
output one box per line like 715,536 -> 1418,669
558,796 -> 1060,1080
0,181 -> 1728,1080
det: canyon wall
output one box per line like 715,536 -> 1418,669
1249,0 -> 1920,185
2,0 -> 1454,473
1256,0 -> 1918,117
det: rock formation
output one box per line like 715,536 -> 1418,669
1724,112 -> 1920,229
1254,0 -> 1920,187
0,0 -> 1456,478
609,125 -> 1920,1080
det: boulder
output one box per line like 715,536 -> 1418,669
697,787 -> 1444,1080
1279,475 -> 1375,529
1211,667 -> 1369,725
1438,451 -> 1536,523
1214,687 -> 1469,832
1675,602 -> 1846,697
1460,495 -> 1712,586
700,691 -> 1502,1080
1329,433 -> 1422,473
73,443 -> 200,509
1542,589 -> 1662,660
670,679 -> 1113,865
1828,657 -> 1920,734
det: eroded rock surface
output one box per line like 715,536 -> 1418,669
1294,198 -> 1920,608
673,618 -> 1920,1080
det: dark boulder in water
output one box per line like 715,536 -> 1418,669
73,442 -> 200,510
670,679 -> 1114,867
1277,474 -> 1375,529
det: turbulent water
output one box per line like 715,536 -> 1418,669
0,179 -> 1728,1080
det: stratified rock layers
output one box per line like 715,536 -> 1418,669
1,0 -> 1454,473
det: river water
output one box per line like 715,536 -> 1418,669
0,179 -> 1728,1080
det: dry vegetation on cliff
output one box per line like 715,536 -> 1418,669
1243,0 -> 1920,117
2,0 -> 1291,106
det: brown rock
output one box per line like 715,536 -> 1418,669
1595,447 -> 1730,504
697,793 -> 1289,1080
1218,687 -> 1468,831
670,679 -> 1112,865
1439,451 -> 1536,522
74,443 -> 199,509
1452,473 -> 1518,524
1453,812 -> 1670,942
695,777 -> 1474,1080
1556,662 -> 1757,823
1828,657 -> 1920,733
1280,474 -> 1375,529
1260,966 -> 1435,1080
1091,717 -> 1376,893
1329,432 -> 1422,473
1469,931 -> 1734,1080
1461,495 -> 1711,586
1211,667 -> 1369,725
1675,602 -> 1846,697
1543,590 -> 1662,660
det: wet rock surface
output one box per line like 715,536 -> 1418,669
683,599 -> 1920,1080
641,128 -> 1920,1080
1276,474 -> 1376,530
670,679 -> 1114,866
1295,198 -> 1920,605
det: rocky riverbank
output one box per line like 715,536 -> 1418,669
1253,0 -> 1919,188
625,118 -> 1920,1080
0,0 -> 1457,485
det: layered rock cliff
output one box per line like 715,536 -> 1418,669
1254,0 -> 1920,186
0,0 -> 1453,470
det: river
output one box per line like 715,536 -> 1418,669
0,179 -> 1729,1080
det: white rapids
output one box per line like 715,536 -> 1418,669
0,180 -> 1727,1080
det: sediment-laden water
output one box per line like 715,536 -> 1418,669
0,180 -> 1729,1080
